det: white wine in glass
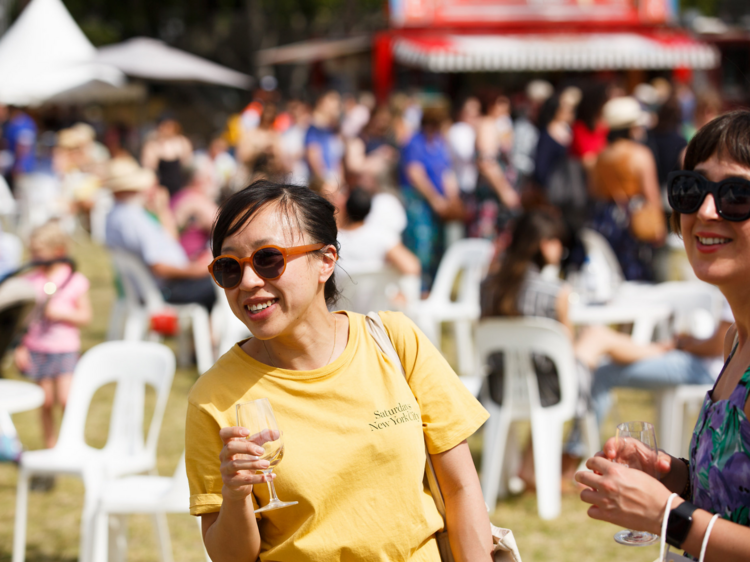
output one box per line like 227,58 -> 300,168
613,421 -> 659,546
236,398 -> 298,513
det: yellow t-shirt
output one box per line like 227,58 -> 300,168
185,310 -> 489,562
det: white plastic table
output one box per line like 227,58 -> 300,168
569,301 -> 672,344
0,380 -> 44,413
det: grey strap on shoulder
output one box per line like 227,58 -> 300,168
364,311 -> 448,521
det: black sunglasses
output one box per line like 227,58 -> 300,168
667,170 -> 750,222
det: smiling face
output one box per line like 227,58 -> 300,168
220,202 -> 336,341
681,152 -> 750,289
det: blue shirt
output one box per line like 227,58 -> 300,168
399,131 -> 452,196
106,201 -> 188,284
304,124 -> 343,178
4,113 -> 37,174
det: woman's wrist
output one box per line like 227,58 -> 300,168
222,484 -> 255,505
659,454 -> 690,495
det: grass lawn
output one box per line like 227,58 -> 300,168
0,236 -> 687,562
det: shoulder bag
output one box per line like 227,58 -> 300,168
364,312 -> 522,562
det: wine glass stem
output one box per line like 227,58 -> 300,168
263,470 -> 280,502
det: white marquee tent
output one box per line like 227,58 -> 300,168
0,0 -> 124,105
0,0 -> 251,106
96,37 -> 252,89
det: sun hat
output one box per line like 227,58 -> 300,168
104,158 -> 156,193
526,80 -> 554,104
602,96 -> 647,130
57,122 -> 96,149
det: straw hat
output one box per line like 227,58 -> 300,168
57,122 -> 96,149
526,80 -> 554,104
602,96 -> 647,130
105,158 -> 156,193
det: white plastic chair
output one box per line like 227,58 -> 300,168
334,265 -> 420,315
13,341 -> 176,562
211,286 -> 251,358
576,227 -> 625,302
92,453 -> 210,562
110,248 -> 214,374
620,281 -> 725,456
90,189 -> 114,246
14,173 -> 66,238
476,317 -> 599,520
409,238 -> 494,377
0,174 -> 18,229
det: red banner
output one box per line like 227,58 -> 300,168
389,0 -> 672,27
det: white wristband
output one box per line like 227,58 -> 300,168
659,493 -> 679,562
698,513 -> 720,562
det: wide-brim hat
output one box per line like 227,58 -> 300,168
57,122 -> 96,149
105,158 -> 156,193
602,96 -> 647,130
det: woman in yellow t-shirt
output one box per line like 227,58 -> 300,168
186,180 -> 492,562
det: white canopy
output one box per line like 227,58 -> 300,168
0,0 -> 124,105
96,37 -> 252,89
394,32 -> 719,72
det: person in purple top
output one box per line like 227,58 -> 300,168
576,111 -> 750,561
399,103 -> 463,291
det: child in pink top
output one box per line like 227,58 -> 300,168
14,221 -> 91,449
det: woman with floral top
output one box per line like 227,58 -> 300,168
576,110 -> 750,560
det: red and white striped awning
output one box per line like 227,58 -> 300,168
393,32 -> 719,72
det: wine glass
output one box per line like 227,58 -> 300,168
613,421 -> 659,546
235,398 -> 298,513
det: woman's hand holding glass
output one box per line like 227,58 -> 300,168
218,426 -> 275,503
600,434 -> 672,480
575,422 -> 678,543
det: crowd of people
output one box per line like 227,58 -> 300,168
1,76 -> 748,561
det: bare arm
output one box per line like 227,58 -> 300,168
555,285 -> 575,337
676,320 -> 732,357
45,291 -> 92,327
477,156 -> 521,210
201,426 -> 276,562
431,440 -> 493,562
637,146 -> 662,209
475,119 -> 520,209
345,137 -> 366,175
577,454 -> 750,562
180,136 -> 193,166
405,161 -> 449,217
151,260 -> 209,281
385,243 -> 421,276
141,140 -> 158,171
306,144 -> 327,181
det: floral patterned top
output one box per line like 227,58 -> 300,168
689,343 -> 750,527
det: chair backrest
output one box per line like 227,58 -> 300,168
90,190 -> 114,245
475,317 -> 578,420
110,248 -> 166,312
428,238 -> 494,308
335,266 -> 419,314
56,341 -> 175,463
212,288 -> 251,357
0,174 -> 16,216
160,452 -> 191,507
15,173 -> 65,238
578,228 -> 624,301
629,281 -> 724,339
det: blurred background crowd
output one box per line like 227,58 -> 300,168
1,0 -> 750,560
